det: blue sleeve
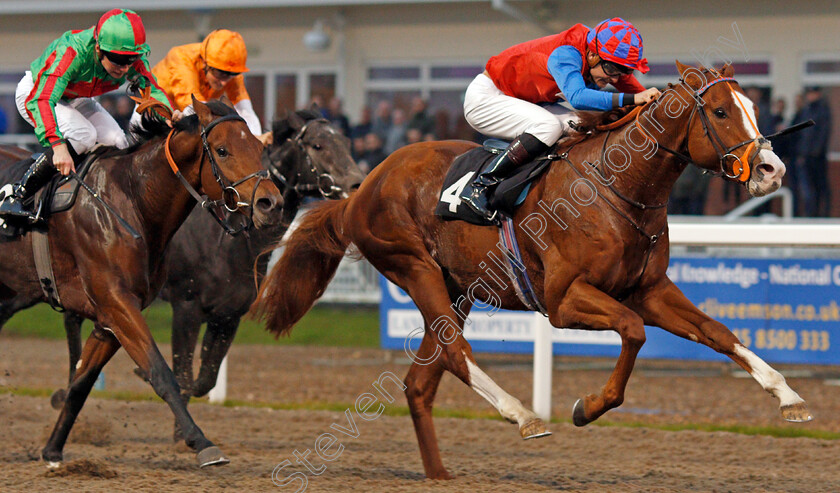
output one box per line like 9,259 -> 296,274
547,45 -> 619,111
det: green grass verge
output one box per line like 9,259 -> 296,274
3,385 -> 837,441
1,302 -> 380,348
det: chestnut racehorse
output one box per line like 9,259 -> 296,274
0,98 -> 282,468
252,63 -> 811,479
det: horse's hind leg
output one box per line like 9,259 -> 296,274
170,300 -> 203,441
404,336 -> 449,479
43,325 -> 119,466
50,311 -> 85,409
97,295 -> 227,467
390,262 -> 547,479
635,280 -> 811,422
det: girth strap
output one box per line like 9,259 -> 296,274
32,229 -> 63,311
498,217 -> 548,316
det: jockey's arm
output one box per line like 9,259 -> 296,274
233,99 -> 262,135
547,46 -> 633,111
613,75 -> 661,105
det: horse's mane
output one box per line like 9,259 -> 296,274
271,108 -> 322,142
128,100 -> 239,148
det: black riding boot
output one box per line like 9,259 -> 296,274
0,152 -> 58,223
459,133 -> 547,222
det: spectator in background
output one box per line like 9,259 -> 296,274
405,127 -> 424,146
0,105 -> 7,134
370,100 -> 392,141
745,87 -> 774,135
351,105 -> 373,141
407,96 -> 435,138
793,86 -> 832,217
357,132 -> 387,174
669,165 -> 710,215
434,108 -> 451,141
384,108 -> 408,154
326,97 -> 350,136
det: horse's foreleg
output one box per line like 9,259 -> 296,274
635,280 -> 812,422
49,311 -> 85,409
97,295 -> 228,467
170,301 -> 203,441
43,325 -> 119,466
193,316 -> 240,397
548,278 -> 647,426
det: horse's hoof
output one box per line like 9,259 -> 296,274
781,402 -> 813,422
427,469 -> 455,480
50,389 -> 67,410
197,446 -> 229,468
572,399 -> 592,427
520,417 -> 551,440
46,461 -> 61,469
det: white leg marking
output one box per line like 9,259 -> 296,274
466,356 -> 536,426
735,344 -> 804,407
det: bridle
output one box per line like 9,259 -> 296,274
267,118 -> 343,199
635,73 -> 770,183
165,114 -> 270,235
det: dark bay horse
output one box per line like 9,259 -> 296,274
56,109 -> 364,439
252,63 -> 811,479
0,97 -> 282,468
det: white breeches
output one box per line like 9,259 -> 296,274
16,72 -> 129,153
463,73 -> 570,146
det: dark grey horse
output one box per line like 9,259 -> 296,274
2,108 -> 364,439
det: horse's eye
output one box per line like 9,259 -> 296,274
216,147 -> 228,157
714,108 -> 726,118
312,143 -> 322,151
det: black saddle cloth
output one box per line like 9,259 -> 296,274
0,148 -> 102,237
434,141 -> 554,226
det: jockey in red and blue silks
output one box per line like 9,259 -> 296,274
460,17 -> 661,223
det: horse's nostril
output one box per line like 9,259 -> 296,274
757,163 -> 775,177
256,196 -> 279,212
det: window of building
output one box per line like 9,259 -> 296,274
364,62 -> 483,141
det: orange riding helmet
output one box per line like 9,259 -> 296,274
200,29 -> 249,73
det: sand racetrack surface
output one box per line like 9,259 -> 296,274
3,336 -> 840,492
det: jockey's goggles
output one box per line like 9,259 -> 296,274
208,67 -> 242,80
102,51 -> 140,67
599,60 -> 633,77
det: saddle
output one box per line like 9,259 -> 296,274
435,140 -> 555,226
0,149 -> 102,239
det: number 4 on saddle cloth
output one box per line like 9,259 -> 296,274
0,149 -> 103,239
435,140 -> 555,226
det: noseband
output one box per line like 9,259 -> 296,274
269,118 -> 343,199
165,114 -> 270,235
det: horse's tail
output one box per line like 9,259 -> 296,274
251,199 -> 351,337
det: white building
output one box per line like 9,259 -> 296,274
0,0 -> 838,161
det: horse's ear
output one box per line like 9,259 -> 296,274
675,60 -> 704,90
287,110 -> 306,129
721,63 -> 735,78
309,101 -> 320,112
192,95 -> 213,126
219,94 -> 233,108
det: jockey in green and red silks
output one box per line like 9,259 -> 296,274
21,8 -> 172,155
0,8 -> 175,223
